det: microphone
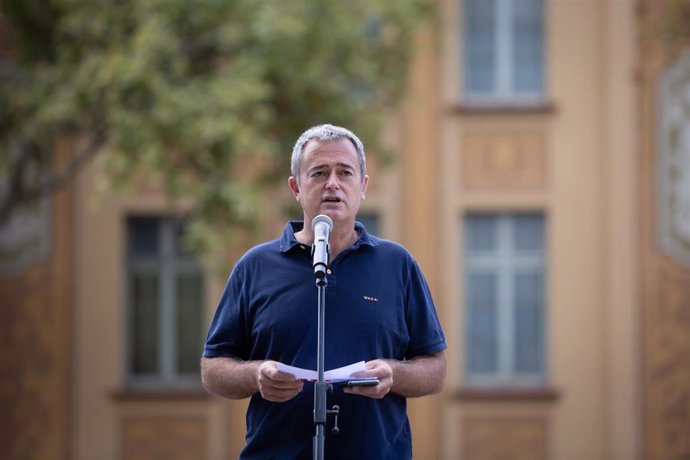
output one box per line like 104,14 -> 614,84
311,214 -> 333,280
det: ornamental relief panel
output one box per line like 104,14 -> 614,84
645,263 -> 690,460
122,416 -> 207,460
658,50 -> 690,267
461,416 -> 547,460
644,47 -> 690,460
461,131 -> 546,191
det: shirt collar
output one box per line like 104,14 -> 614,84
279,220 -> 378,253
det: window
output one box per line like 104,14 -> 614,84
126,216 -> 205,387
463,0 -> 545,104
464,213 -> 546,385
357,212 -> 380,236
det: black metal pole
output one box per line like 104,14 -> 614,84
313,275 -> 327,460
311,215 -> 339,460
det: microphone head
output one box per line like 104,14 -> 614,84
312,214 -> 333,232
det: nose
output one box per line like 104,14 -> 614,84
325,170 -> 340,190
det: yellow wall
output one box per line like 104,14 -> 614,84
432,0 -> 641,458
73,162 -> 231,459
14,0 -> 684,458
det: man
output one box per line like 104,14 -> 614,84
201,124 -> 446,459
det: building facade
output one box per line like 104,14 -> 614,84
2,0 -> 690,459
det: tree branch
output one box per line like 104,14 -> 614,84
0,130 -> 105,223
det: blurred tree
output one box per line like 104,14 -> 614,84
642,0 -> 690,54
660,0 -> 690,44
0,0 -> 433,251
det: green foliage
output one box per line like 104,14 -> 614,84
643,0 -> 690,52
664,0 -> 690,43
0,0 -> 433,252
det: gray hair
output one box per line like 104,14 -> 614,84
290,124 -> 366,183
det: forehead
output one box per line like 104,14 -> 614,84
301,138 -> 359,168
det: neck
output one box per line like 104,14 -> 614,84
296,219 -> 358,260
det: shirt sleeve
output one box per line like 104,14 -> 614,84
403,257 -> 447,359
202,263 -> 250,360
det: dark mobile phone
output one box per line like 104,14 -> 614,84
342,378 -> 380,387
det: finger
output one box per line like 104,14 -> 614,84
259,375 -> 304,391
270,379 -> 304,390
364,361 -> 379,370
343,384 -> 387,399
270,370 -> 301,382
260,364 -> 299,382
259,363 -> 300,383
261,384 -> 304,402
350,371 -> 376,379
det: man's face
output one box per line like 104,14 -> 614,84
288,138 -> 368,229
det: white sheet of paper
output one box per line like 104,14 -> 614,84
276,361 -> 366,382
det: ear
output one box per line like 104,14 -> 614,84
288,176 -> 300,201
360,175 -> 369,199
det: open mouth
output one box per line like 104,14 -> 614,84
322,197 -> 342,203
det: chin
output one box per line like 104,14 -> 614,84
315,211 -> 340,222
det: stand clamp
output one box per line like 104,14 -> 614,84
328,405 -> 340,435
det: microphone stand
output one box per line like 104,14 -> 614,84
312,245 -> 339,460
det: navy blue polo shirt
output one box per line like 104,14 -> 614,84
204,221 -> 446,460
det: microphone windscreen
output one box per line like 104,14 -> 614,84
312,214 -> 333,232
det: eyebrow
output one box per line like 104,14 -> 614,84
307,163 -> 356,173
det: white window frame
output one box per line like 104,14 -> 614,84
464,213 -> 547,386
462,0 -> 545,105
125,216 -> 205,388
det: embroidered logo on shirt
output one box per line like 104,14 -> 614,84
363,295 -> 379,302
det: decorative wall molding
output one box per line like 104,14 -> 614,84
122,416 -> 207,460
461,131 -> 546,191
645,263 -> 690,459
658,49 -> 690,267
462,416 -> 546,460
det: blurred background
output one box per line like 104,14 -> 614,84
1,0 -> 689,459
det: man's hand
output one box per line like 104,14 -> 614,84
201,357 -> 304,401
342,352 -> 446,399
342,359 -> 393,399
257,361 -> 304,402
